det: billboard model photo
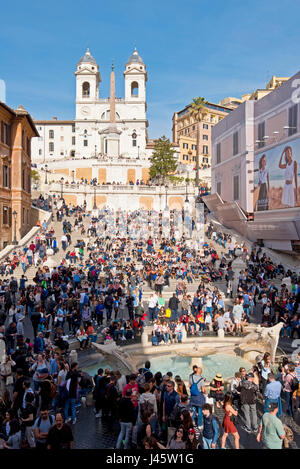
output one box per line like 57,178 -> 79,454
254,137 -> 300,211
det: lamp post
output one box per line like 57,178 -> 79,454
93,182 -> 97,210
71,170 -> 75,183
84,183 -> 87,206
12,210 -> 17,245
60,177 -> 64,199
44,164 -> 48,184
165,184 -> 168,211
185,172 -> 189,203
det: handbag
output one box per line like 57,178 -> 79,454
6,375 -> 14,386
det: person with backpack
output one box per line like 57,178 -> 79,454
282,363 -> 298,418
202,403 -> 219,449
33,407 -> 55,449
189,366 -> 207,430
137,361 -> 153,391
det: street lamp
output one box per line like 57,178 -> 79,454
165,184 -> 168,211
60,177 -> 64,199
93,182 -> 97,210
84,183 -> 87,206
185,172 -> 189,203
71,170 -> 75,183
44,164 -> 48,184
12,210 -> 17,245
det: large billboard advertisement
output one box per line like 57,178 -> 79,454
254,137 -> 300,211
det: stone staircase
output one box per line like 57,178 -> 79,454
8,214 -> 92,281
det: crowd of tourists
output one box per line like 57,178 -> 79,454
0,201 -> 299,449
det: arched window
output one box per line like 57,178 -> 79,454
131,81 -> 139,97
82,82 -> 90,97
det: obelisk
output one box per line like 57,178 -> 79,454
110,61 -> 116,123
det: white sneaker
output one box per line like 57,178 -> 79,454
95,412 -> 102,418
72,418 -> 77,424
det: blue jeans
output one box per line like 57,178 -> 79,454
171,310 -> 178,321
192,406 -> 203,427
148,307 -> 157,321
203,437 -> 216,449
64,398 -> 76,421
163,333 -> 169,343
116,422 -> 132,449
285,391 -> 293,416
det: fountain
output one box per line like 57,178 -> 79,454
92,341 -> 136,373
237,322 -> 283,363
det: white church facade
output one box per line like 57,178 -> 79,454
31,48 -> 159,184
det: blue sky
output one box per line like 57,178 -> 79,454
1,0 -> 300,138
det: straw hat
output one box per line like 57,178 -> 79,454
214,373 -> 223,381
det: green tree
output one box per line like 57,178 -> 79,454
189,96 -> 208,189
31,169 -> 40,183
149,135 -> 177,183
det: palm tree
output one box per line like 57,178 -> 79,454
189,97 -> 208,189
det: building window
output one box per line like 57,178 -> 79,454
49,130 -> 54,139
193,156 -> 196,161
22,208 -> 25,224
27,209 -> 29,224
192,144 -> 197,150
1,122 -> 11,146
84,140 -> 88,147
27,174 -> 31,193
233,131 -> 239,155
72,137 -> 75,145
39,149 -> 42,156
257,122 -> 265,148
192,125 -> 195,130
203,124 -> 208,129
183,143 -> 188,149
72,124 -> 75,133
288,104 -> 298,136
49,142 -> 54,152
27,137 -> 31,156
183,154 -> 189,161
22,169 -> 25,190
216,182 -> 221,196
203,145 -> 208,155
3,165 -> 9,188
216,143 -> 221,164
82,82 -> 90,97
131,81 -> 139,97
233,175 -> 239,201
203,134 -> 208,140
132,139 -> 137,147
3,206 -> 8,225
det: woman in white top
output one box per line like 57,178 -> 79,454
256,154 -> 270,211
279,145 -> 298,207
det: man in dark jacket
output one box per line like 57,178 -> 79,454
168,294 -> 180,321
237,372 -> 259,433
202,403 -> 219,449
115,389 -> 135,449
